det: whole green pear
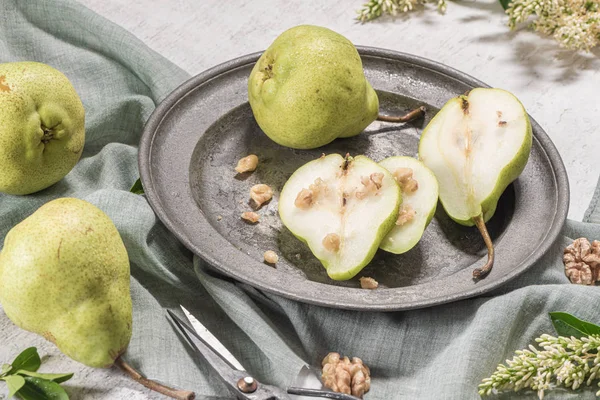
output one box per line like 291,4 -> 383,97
248,25 -> 379,149
0,198 -> 132,368
0,62 -> 85,195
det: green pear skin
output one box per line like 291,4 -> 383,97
0,62 -> 85,195
248,25 -> 379,149
0,198 -> 132,368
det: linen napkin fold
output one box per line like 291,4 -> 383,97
1,1 -> 600,399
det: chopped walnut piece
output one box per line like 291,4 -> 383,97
295,178 -> 328,209
263,250 -> 279,264
393,167 -> 413,183
241,211 -> 260,223
235,154 -> 259,174
369,173 -> 384,190
403,179 -> 418,193
396,204 -> 416,226
321,352 -> 371,398
393,167 -> 419,194
295,188 -> 313,209
359,277 -> 378,290
563,238 -> 600,285
356,174 -> 382,199
250,184 -> 273,208
323,233 -> 341,252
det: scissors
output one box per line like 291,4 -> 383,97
167,306 -> 362,400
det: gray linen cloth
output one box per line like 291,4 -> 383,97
1,1 -> 600,399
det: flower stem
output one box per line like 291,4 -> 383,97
115,357 -> 195,400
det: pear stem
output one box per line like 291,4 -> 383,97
377,106 -> 426,123
115,357 -> 195,400
472,215 -> 495,280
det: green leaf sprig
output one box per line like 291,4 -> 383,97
479,312 -> 600,399
0,348 -> 73,400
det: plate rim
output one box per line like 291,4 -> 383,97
139,46 -> 570,311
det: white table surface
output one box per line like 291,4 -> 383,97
1,0 -> 599,398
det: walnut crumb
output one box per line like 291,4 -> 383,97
359,277 -> 378,290
216,215 -> 222,221
264,250 -> 279,264
563,238 -> 600,285
250,184 -> 273,208
235,154 -> 259,174
323,233 -> 341,252
321,352 -> 371,398
396,204 -> 416,226
241,211 -> 259,223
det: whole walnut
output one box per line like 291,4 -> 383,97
563,238 -> 600,285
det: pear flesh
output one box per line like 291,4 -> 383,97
248,25 -> 379,149
418,88 -> 532,278
0,198 -> 132,368
379,157 -> 439,254
279,154 -> 400,280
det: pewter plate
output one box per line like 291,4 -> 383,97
139,48 -> 569,311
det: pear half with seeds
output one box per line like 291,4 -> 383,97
419,88 -> 532,279
279,154 -> 401,280
379,157 -> 439,254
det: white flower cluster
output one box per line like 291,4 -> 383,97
357,0 -> 447,23
507,0 -> 600,51
479,334 -> 600,399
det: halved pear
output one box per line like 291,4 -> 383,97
279,154 -> 401,280
378,157 -> 439,254
418,88 -> 532,279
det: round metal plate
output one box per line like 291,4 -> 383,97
139,47 -> 569,311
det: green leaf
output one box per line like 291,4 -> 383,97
1,374 -> 25,397
15,377 -> 68,400
1,363 -> 12,376
550,312 -> 600,338
10,348 -> 40,373
15,371 -> 73,384
130,178 -> 144,195
499,0 -> 512,10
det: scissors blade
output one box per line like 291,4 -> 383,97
180,305 -> 245,371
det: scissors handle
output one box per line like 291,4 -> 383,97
287,387 -> 362,400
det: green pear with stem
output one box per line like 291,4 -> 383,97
0,62 -> 85,195
248,25 -> 424,149
0,198 -> 131,368
418,88 -> 532,279
0,198 -> 195,400
379,156 -> 439,254
279,154 -> 401,280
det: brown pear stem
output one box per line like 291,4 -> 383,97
472,215 -> 495,280
377,106 -> 426,123
115,357 -> 195,400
